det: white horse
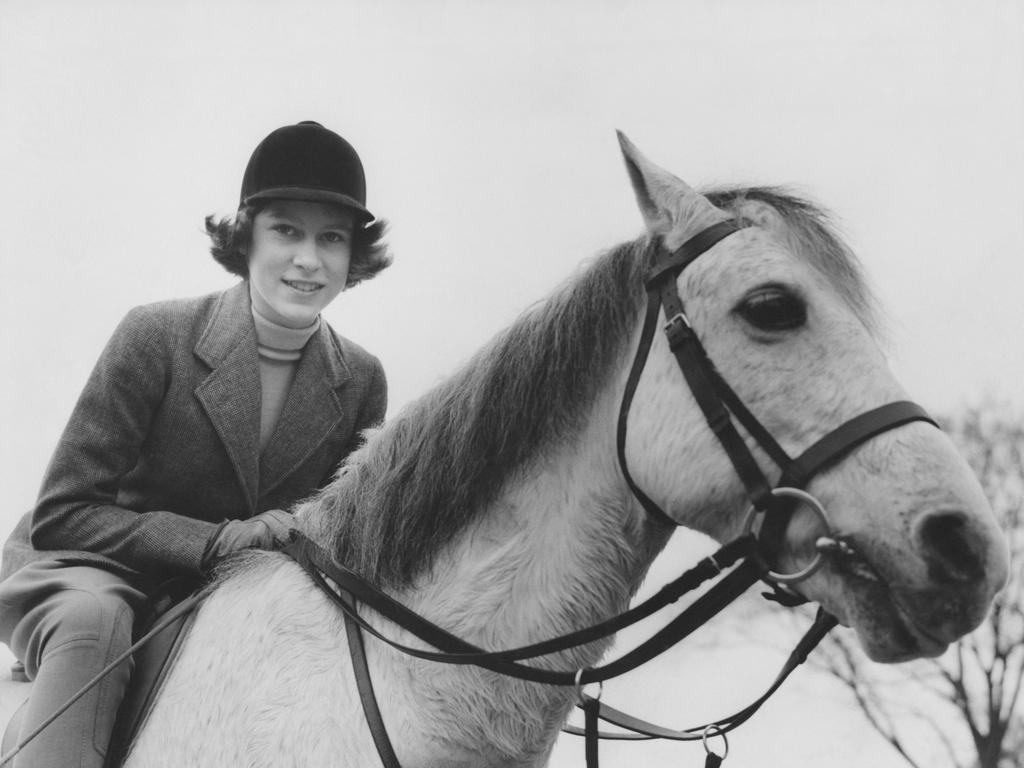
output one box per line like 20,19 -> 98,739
28,136 -> 1016,767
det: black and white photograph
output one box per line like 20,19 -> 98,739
1,2 -> 1021,767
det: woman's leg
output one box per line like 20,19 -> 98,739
3,564 -> 147,768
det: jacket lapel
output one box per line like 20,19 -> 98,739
259,323 -> 351,498
193,283 -> 261,513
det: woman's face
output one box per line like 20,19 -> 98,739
246,200 -> 355,328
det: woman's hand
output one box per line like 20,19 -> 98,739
202,509 -> 297,567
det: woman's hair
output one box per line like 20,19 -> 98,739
204,203 -> 392,287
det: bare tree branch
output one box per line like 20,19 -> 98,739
908,708 -> 966,768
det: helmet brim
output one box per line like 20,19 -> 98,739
243,187 -> 374,223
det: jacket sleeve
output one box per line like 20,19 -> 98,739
31,306 -> 221,577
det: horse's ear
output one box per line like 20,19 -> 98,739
616,131 -> 728,246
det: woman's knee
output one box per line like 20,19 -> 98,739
49,589 -> 134,643
14,589 -> 137,675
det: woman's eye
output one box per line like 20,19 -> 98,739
271,224 -> 297,236
736,287 -> 807,331
322,231 -> 350,244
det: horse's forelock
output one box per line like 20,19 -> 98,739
704,186 -> 881,337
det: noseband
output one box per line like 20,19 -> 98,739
617,219 -> 937,587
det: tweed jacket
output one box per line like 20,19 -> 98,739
0,282 -> 386,584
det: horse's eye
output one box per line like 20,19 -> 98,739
736,287 -> 807,331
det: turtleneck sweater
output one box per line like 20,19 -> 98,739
251,308 -> 320,451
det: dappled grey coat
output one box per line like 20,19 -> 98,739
0,281 -> 386,584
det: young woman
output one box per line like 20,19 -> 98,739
0,120 -> 391,767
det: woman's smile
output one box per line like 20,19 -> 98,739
283,279 -> 325,294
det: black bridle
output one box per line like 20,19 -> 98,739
619,219 -> 936,584
284,218 -> 940,768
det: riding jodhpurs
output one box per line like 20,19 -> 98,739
0,560 -> 148,768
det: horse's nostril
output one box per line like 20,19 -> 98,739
917,511 -> 986,585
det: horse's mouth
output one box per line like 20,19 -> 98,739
819,538 -> 950,660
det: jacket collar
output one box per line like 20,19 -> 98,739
194,281 -> 257,369
193,282 -> 352,510
194,282 -> 353,387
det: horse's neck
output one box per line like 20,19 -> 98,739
378,393 -> 670,764
159,393 -> 674,766
411,433 -> 656,648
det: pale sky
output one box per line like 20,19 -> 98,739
1,2 -> 1022,766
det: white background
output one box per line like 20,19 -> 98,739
1,2 -> 1022,766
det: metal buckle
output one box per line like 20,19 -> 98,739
742,487 -> 833,584
663,312 -> 691,334
704,552 -> 724,574
663,312 -> 693,348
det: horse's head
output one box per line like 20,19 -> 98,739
616,134 -> 1009,662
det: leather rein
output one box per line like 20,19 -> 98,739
284,218 -> 939,767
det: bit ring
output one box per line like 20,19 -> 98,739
743,487 -> 833,584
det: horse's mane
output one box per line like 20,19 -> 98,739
300,187 -> 877,589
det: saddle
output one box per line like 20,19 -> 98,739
2,586 -> 204,768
